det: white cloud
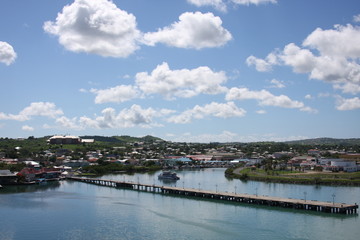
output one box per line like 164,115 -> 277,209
0,41 -> 17,65
318,92 -> 331,98
55,116 -> 84,130
336,96 -> 360,110
333,82 -> 360,94
20,102 -> 63,118
169,130 -> 240,143
142,12 -> 232,49
226,87 -> 316,112
167,101 -> 246,124
135,62 -> 227,99
187,0 -> 277,11
91,85 -> 140,104
256,110 -> 266,114
166,131 -> 307,143
187,0 -> 227,12
305,94 -> 312,99
303,24 -> 360,58
44,0 -> 140,58
247,24 -> 360,94
354,14 -> 360,23
246,56 -> 272,72
22,125 -> 34,132
55,105 -> 173,130
280,43 -> 317,73
246,53 -> 277,72
269,79 -> 285,88
231,0 -> 277,6
0,102 -> 63,121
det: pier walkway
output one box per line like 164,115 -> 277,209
68,177 -> 358,215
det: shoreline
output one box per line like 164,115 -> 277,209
226,167 -> 360,186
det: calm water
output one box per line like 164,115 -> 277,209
1,168 -> 359,240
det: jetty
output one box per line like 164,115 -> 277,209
68,177 -> 358,215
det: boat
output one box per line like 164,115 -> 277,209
36,178 -> 47,184
158,171 -> 180,180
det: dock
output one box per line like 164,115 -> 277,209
68,177 -> 358,215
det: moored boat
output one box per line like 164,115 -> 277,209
158,171 -> 180,180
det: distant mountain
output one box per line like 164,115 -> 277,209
80,136 -> 123,143
285,138 -> 360,145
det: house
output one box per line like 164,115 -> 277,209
0,170 -> 18,185
48,135 -> 82,144
17,167 -> 62,183
187,155 -> 213,161
24,160 -> 41,168
0,158 -> 18,165
327,160 -> 360,172
308,149 -> 320,156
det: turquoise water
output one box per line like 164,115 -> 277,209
1,168 -> 359,240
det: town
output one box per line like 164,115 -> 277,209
1,135 -> 360,186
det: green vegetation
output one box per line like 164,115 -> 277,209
227,167 -> 360,186
0,135 -> 164,160
0,162 -> 26,172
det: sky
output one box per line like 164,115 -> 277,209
0,0 -> 360,142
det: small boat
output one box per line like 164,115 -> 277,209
36,178 -> 47,184
158,171 -> 180,180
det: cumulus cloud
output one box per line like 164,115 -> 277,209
167,101 -> 246,124
246,53 -> 277,72
247,24 -> 360,94
142,12 -> 232,49
135,62 -> 227,99
336,96 -> 360,110
22,125 -> 34,132
226,87 -> 317,112
169,130 -> 240,143
55,116 -> 83,130
303,24 -> 360,58
0,102 -> 63,121
354,14 -> 360,23
91,85 -> 140,104
55,105 -> 173,130
167,131 -> 307,143
269,79 -> 285,88
43,0 -> 140,58
187,0 -> 277,11
0,41 -> 17,65
231,0 -> 277,6
187,0 -> 227,12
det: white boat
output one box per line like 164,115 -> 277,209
158,171 -> 180,180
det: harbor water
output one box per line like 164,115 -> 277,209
1,168 -> 359,240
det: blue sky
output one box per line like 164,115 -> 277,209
0,0 -> 359,142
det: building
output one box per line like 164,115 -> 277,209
0,170 -> 18,185
48,135 -> 82,144
328,160 -> 360,172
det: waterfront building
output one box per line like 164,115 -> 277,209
0,170 -> 18,185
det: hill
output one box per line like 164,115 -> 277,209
285,138 -> 360,146
80,135 -> 163,143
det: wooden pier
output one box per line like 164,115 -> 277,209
69,177 -> 358,215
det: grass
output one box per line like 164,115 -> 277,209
227,167 -> 360,186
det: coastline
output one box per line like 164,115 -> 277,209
226,167 -> 360,186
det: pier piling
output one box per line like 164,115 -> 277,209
68,177 -> 358,215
